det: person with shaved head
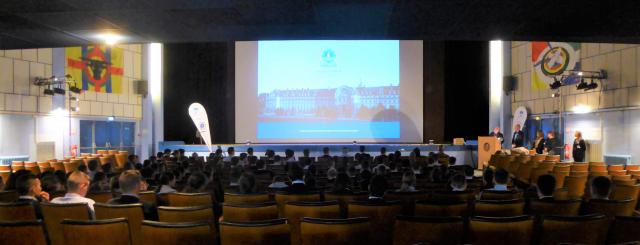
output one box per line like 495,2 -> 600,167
51,171 -> 96,217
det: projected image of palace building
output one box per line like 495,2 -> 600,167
258,85 -> 399,121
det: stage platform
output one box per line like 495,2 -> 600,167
159,141 -> 479,167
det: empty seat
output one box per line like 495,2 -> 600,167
384,191 -> 429,215
301,217 -> 370,245
474,199 -> 524,217
139,191 -> 157,205
222,202 -> 279,222
285,201 -> 341,245
0,202 -> 37,221
479,190 -> 523,200
469,215 -> 533,245
94,203 -> 144,245
571,163 -> 589,172
348,200 -> 402,245
41,203 -> 91,245
61,218 -> 131,245
87,191 -> 114,203
0,220 -> 47,245
0,190 -> 19,203
393,215 -> 463,245
224,192 -> 271,204
158,205 -> 214,222
608,165 -> 625,171
414,199 -> 469,217
167,192 -> 212,207
540,214 -> 608,245
585,198 -> 636,217
274,192 -> 320,217
609,184 -> 640,208
141,220 -> 213,245
590,165 -> 607,172
607,216 -> 640,244
529,199 -> 581,216
220,218 -> 290,245
563,175 -> 588,199
323,192 -> 369,218
626,165 -> 640,171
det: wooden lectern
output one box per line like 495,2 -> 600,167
478,136 -> 502,170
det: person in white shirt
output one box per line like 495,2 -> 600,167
156,173 -> 177,194
51,171 -> 96,218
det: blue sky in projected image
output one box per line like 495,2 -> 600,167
257,40 -> 399,94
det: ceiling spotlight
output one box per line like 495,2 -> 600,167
535,116 -> 541,121
53,88 -> 66,94
577,72 -> 583,76
585,81 -> 598,91
107,116 -> 115,121
576,78 -> 588,90
549,77 -> 563,89
44,88 -> 55,96
95,33 -> 124,46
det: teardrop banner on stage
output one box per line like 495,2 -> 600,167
513,106 -> 528,129
188,103 -> 213,153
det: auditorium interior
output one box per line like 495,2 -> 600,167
2,1 -> 640,244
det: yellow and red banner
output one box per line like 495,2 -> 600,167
66,45 -> 124,93
531,42 -> 581,90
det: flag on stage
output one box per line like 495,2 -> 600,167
65,45 -> 124,93
531,42 -> 581,90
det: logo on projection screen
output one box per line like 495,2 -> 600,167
321,49 -> 336,66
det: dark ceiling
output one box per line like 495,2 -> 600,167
2,0 -> 640,49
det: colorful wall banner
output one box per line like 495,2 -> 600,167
66,45 -> 124,93
188,103 -> 213,152
531,42 -> 581,90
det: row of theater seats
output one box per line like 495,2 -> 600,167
1,202 -> 639,244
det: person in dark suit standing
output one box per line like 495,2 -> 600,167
489,127 -> 504,146
572,131 -> 586,162
544,131 -> 559,155
511,124 -> 525,148
107,170 -> 158,220
533,130 -> 546,154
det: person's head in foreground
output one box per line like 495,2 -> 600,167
536,174 -> 556,199
369,175 -> 387,199
66,171 -> 91,197
590,176 -> 612,200
119,170 -> 142,196
493,168 -> 510,187
450,174 -> 467,192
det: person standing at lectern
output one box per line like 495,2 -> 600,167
572,131 -> 586,162
511,124 -> 525,148
489,127 -> 504,146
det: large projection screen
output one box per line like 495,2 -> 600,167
235,40 -> 423,143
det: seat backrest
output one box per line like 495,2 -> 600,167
529,199 -> 581,216
223,201 -> 278,222
138,191 -> 157,205
571,163 -> 589,172
141,220 -> 213,245
157,205 -> 214,222
94,203 -> 144,245
300,217 -> 370,245
590,165 -> 607,172
0,202 -> 37,221
0,220 -> 47,245
479,190 -> 523,200
585,199 -> 636,217
469,215 -> 533,245
167,192 -> 212,207
564,175 -> 588,199
609,184 -> 640,208
431,190 -> 475,203
393,215 -> 463,245
474,199 -> 524,217
607,216 -> 640,244
323,192 -> 369,218
51,162 -> 65,172
61,218 -> 131,245
224,192 -> 271,204
284,201 -> 341,245
220,219 -> 290,245
384,191 -> 429,216
347,200 -> 402,245
274,192 -> 320,217
608,165 -> 625,171
87,191 -> 114,203
0,190 -> 19,203
540,214 -> 608,245
41,203 -> 91,245
414,199 -> 469,217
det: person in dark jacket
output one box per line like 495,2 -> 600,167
544,131 -> 559,155
107,170 -> 158,220
572,131 -> 587,162
283,164 -> 308,194
489,126 -> 505,146
533,130 -> 546,154
511,124 -> 525,148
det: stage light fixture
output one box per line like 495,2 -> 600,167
549,77 -> 563,90
69,85 -> 82,93
44,87 -> 55,96
71,107 -> 80,112
576,78 -> 588,90
551,93 -> 560,98
107,116 -> 115,121
535,116 -> 541,121
585,81 -> 598,91
70,96 -> 79,102
53,88 -> 66,94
